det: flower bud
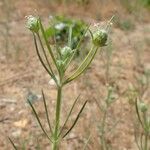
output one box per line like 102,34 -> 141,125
56,60 -> 65,69
61,46 -> 73,59
138,102 -> 148,113
92,29 -> 108,47
26,15 -> 39,33
107,86 -> 117,105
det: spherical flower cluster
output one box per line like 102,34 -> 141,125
26,15 -> 39,33
92,29 -> 108,47
139,102 -> 148,113
61,46 -> 73,59
56,60 -> 65,69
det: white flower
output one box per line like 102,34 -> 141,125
55,23 -> 66,30
26,15 -> 39,33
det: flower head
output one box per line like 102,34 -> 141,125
55,23 -> 66,31
92,29 -> 108,47
26,15 -> 39,33
61,46 -> 73,59
138,102 -> 148,113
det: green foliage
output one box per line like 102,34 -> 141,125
45,16 -> 87,50
140,0 -> 150,7
135,69 -> 150,98
135,99 -> 150,150
127,69 -> 150,150
95,85 -> 118,150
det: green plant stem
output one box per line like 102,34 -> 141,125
39,19 -> 59,72
101,109 -> 107,150
52,85 -> 62,150
8,137 -> 18,150
37,33 -> 55,77
144,133 -> 148,150
106,57 -> 110,84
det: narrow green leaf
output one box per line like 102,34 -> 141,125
64,46 -> 99,84
39,19 -> 59,71
28,99 -> 53,143
83,134 -> 92,150
75,24 -> 91,52
33,34 -> 53,77
42,90 -> 53,134
64,24 -> 91,72
88,29 -> 94,40
64,49 -> 77,70
94,97 -> 105,112
134,128 -> 141,150
42,90 -> 53,135
45,27 -> 55,39
140,134 -> 144,150
105,15 -> 115,31
36,137 -> 41,150
59,94 -> 81,136
21,140 -> 27,150
8,137 -> 18,150
63,100 -> 88,138
37,33 -> 55,79
68,25 -> 73,48
135,99 -> 145,130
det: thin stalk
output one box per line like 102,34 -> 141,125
59,94 -> 80,136
28,99 -> 53,143
105,15 -> 115,31
105,49 -> 111,84
37,33 -> 56,79
140,134 -> 144,150
64,49 -> 77,71
75,24 -> 91,51
4,0 -> 10,57
39,19 -> 59,71
143,112 -> 148,130
68,25 -> 72,48
144,133 -> 148,150
8,137 -> 18,150
83,134 -> 91,150
52,86 -> 63,150
64,24 -> 91,71
135,99 -> 145,130
65,46 -> 98,84
100,109 -> 107,150
33,33 -> 57,85
94,98 -> 105,113
63,100 -> 88,138
42,90 -> 53,134
135,133 -> 141,150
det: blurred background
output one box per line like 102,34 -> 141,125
0,0 -> 150,149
